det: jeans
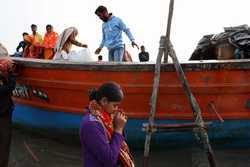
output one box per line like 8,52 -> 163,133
108,47 -> 124,62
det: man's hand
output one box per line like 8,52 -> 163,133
131,41 -> 139,50
114,112 -> 127,135
95,47 -> 102,54
81,44 -> 88,48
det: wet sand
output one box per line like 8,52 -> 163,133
9,128 -> 250,167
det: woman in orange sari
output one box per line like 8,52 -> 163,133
42,24 -> 58,59
80,81 -> 134,167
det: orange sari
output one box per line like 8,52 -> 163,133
43,31 -> 58,59
23,34 -> 43,58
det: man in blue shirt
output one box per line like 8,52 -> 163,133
94,5 -> 139,62
12,32 -> 29,57
16,32 -> 29,53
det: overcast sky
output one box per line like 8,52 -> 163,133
0,0 -> 249,61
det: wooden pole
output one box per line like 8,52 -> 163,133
143,0 -> 175,166
143,36 -> 165,167
167,41 -> 217,167
142,122 -> 212,132
163,0 -> 174,63
143,0 -> 216,166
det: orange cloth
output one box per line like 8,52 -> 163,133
23,35 -> 32,43
43,31 -> 58,49
42,31 -> 58,59
25,45 -> 42,58
31,33 -> 43,47
44,48 -> 54,59
23,33 -> 43,58
23,35 -> 32,58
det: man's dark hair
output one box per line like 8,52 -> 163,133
95,5 -> 107,14
88,81 -> 123,102
22,32 -> 28,36
46,24 -> 52,29
31,24 -> 37,28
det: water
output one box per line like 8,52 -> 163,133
9,128 -> 250,167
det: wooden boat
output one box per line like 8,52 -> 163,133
11,57 -> 250,148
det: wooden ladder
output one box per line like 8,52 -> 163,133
142,1 -> 217,167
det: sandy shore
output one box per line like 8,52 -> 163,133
9,129 -> 250,167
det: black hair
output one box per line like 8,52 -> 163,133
88,81 -> 123,102
98,55 -> 103,61
46,24 -> 52,29
22,32 -> 28,36
31,24 -> 37,28
95,5 -> 107,14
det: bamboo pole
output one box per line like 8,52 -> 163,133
143,36 -> 165,167
142,122 -> 212,133
163,0 -> 174,63
143,1 -> 175,167
143,0 -> 216,166
167,41 -> 217,167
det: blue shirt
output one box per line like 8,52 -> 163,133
16,41 -> 26,52
100,15 -> 135,50
80,112 -> 123,167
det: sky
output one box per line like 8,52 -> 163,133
0,0 -> 250,62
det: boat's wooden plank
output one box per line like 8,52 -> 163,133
11,57 -> 250,72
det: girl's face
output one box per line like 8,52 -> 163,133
100,97 -> 121,114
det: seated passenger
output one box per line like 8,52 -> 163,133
123,50 -> 133,62
13,32 -> 29,57
98,55 -> 103,62
122,44 -> 133,62
29,24 -> 43,58
53,27 -> 88,60
22,35 -> 32,58
138,45 -> 149,62
42,24 -> 58,60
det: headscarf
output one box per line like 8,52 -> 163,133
54,27 -> 78,53
88,100 -> 135,167
0,43 -> 8,58
0,43 -> 13,78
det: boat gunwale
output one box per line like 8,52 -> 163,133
11,57 -> 250,72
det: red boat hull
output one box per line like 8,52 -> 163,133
12,58 -> 250,120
